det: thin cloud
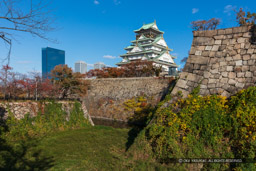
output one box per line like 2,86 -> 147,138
16,60 -> 33,64
94,0 -> 99,5
224,5 -> 236,16
192,8 -> 199,14
87,64 -> 94,67
114,0 -> 121,5
103,55 -> 116,59
172,53 -> 179,57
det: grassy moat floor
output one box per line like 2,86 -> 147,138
23,126 -> 169,171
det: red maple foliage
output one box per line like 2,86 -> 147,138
86,60 -> 162,78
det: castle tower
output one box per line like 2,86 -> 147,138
116,21 -> 178,73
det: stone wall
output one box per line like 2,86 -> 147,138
172,25 -> 256,97
84,77 -> 172,121
0,101 -> 94,125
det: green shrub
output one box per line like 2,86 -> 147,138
141,86 -> 256,170
123,96 -> 154,126
228,87 -> 256,170
2,101 -> 89,140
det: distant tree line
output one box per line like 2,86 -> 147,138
0,61 -> 165,100
0,64 -> 88,100
191,8 -> 256,31
86,60 -> 163,78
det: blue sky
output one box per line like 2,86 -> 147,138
1,0 -> 255,74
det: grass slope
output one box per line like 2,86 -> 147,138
31,126 -> 169,170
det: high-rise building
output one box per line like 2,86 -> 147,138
116,21 -> 178,73
75,61 -> 87,74
94,62 -> 106,69
42,47 -> 65,78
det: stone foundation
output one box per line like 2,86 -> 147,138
172,25 -> 256,97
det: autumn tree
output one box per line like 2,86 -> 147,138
236,8 -> 256,26
191,18 -> 220,31
51,64 -> 88,99
86,60 -> 162,78
0,0 -> 55,63
0,65 -> 12,98
7,72 -> 23,98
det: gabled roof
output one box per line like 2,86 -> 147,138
153,35 -> 163,43
134,21 -> 164,33
120,49 -> 162,57
131,37 -> 154,43
130,44 -> 145,53
154,50 -> 175,61
124,45 -> 135,50
138,34 -> 147,40
151,59 -> 178,67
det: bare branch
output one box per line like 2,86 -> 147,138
0,0 -> 56,63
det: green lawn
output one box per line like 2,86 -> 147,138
20,126 -> 170,171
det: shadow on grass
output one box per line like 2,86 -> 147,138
0,123 -> 55,170
125,126 -> 144,151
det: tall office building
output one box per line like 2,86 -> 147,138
94,62 -> 106,69
42,47 -> 65,78
75,61 -> 87,74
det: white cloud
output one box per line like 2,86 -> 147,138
94,0 -> 99,5
103,55 -> 116,59
224,5 -> 236,16
192,8 -> 199,14
171,53 -> 179,57
87,64 -> 94,67
114,0 -> 121,5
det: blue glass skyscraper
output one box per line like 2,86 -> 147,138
42,47 -> 65,78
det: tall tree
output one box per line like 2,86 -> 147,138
0,0 -> 55,63
0,65 -> 12,98
51,64 -> 88,99
191,18 -> 220,31
236,8 -> 256,26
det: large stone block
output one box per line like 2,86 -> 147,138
208,79 -> 217,84
187,55 -> 209,64
220,78 -> 228,83
225,28 -> 233,34
205,30 -> 217,37
228,79 -> 236,85
235,60 -> 243,66
214,35 -> 225,40
195,51 -> 202,55
245,72 -> 252,77
235,82 -> 245,88
217,29 -> 225,35
193,37 -> 214,46
222,39 -> 229,45
233,54 -> 242,60
202,51 -> 210,57
212,45 -> 220,51
242,66 -> 250,72
205,46 -> 212,51
214,40 -> 222,45
243,32 -> 252,38
247,49 -> 254,54
243,55 -> 251,61
179,72 -> 189,79
233,27 -> 242,33
222,72 -> 228,77
208,83 -> 216,88
187,73 -> 199,81
228,72 -> 236,78
227,66 -> 233,71
230,39 -> 236,44
176,79 -> 188,89
189,47 -> 196,55
237,72 -> 245,77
